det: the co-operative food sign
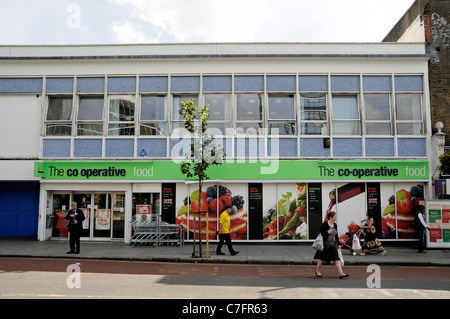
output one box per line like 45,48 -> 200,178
34,160 -> 429,181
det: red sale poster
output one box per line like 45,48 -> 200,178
442,205 -> 450,223
429,228 -> 442,243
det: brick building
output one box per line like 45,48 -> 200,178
384,0 -> 450,146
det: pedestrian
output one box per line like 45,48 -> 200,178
216,205 -> 239,256
415,205 -> 430,253
314,211 -> 349,279
65,201 -> 85,254
360,211 -> 386,256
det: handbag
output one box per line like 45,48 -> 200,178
352,234 -> 361,251
338,248 -> 344,266
312,233 -> 324,251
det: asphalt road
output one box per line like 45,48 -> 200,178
1,257 -> 450,300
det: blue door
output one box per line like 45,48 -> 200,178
0,183 -> 39,238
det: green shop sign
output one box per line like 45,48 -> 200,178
34,160 -> 429,181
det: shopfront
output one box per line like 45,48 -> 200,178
49,192 -> 126,240
35,159 -> 430,243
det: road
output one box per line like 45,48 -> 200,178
1,257 -> 449,300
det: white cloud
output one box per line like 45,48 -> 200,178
111,20 -> 160,43
0,0 -> 416,45
109,0 -> 271,42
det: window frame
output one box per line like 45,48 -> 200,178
394,93 -> 424,136
76,95 -> 105,136
107,94 -> 136,136
139,94 -> 168,136
171,94 -> 199,134
235,93 -> 264,136
45,95 -> 73,136
331,94 -> 361,136
299,93 -> 328,136
363,93 -> 393,136
267,93 -> 296,136
203,93 -> 232,136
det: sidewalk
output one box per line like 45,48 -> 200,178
1,239 -> 449,267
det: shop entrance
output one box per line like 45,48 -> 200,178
73,193 -> 125,240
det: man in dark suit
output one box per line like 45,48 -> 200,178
65,201 -> 85,254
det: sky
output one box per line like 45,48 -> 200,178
0,0 -> 417,45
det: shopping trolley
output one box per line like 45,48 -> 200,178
130,220 -> 185,246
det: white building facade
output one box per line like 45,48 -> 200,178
0,43 -> 431,243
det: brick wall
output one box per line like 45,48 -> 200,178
425,0 -> 450,145
384,0 -> 450,145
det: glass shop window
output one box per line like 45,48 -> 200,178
332,95 -> 360,135
108,95 -> 135,136
236,93 -> 263,135
300,94 -> 327,135
51,193 -> 71,237
364,94 -> 392,135
395,94 -> 423,135
46,96 -> 73,136
140,95 -> 167,136
77,96 -> 104,136
132,193 -> 161,222
268,94 -> 296,135
204,93 -> 231,135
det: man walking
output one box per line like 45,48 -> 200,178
216,205 -> 239,256
415,205 -> 430,253
65,201 -> 85,254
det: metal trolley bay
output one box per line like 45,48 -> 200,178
130,221 -> 185,246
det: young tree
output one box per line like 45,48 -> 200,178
178,98 -> 224,257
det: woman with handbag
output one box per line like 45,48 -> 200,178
314,211 -> 349,279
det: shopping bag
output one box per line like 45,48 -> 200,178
312,233 -> 323,251
352,234 -> 361,251
338,248 -> 344,266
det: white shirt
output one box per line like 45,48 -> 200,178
418,213 -> 428,228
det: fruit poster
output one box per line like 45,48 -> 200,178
381,183 -> 424,239
176,184 -> 247,240
262,183 -> 307,240
426,200 -> 450,247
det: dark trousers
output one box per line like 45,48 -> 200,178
418,229 -> 426,252
69,230 -> 81,253
216,233 -> 235,254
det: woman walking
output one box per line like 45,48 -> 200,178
360,211 -> 386,256
314,211 -> 349,279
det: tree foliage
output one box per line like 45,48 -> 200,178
178,98 -> 224,185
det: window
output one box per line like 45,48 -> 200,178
300,94 -> 327,135
332,95 -> 360,135
395,94 -> 423,135
77,96 -> 104,136
171,95 -> 199,134
236,94 -> 263,135
46,96 -> 73,136
108,95 -> 135,136
140,95 -> 167,135
204,94 -> 231,135
268,94 -> 295,135
364,94 -> 392,135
